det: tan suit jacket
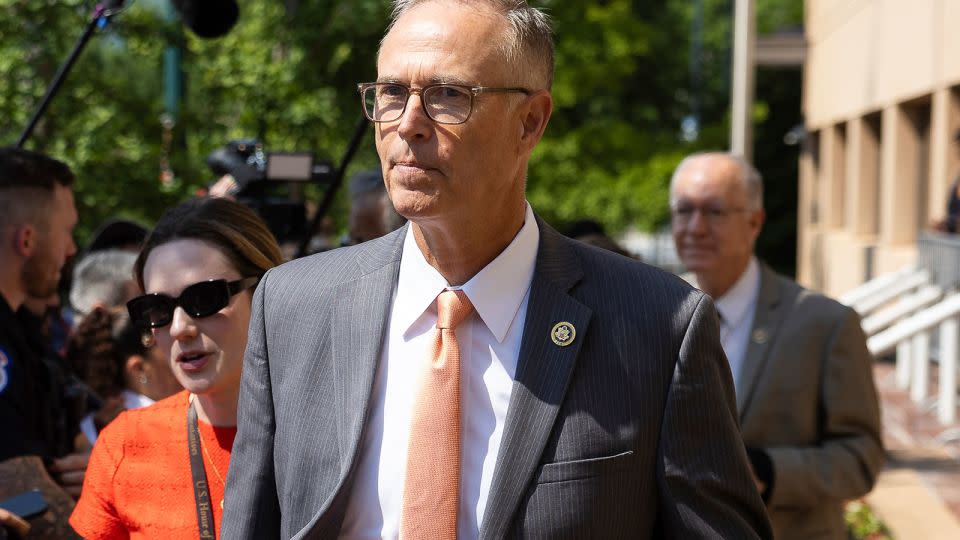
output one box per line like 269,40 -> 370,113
727,264 -> 884,539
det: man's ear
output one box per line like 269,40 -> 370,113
749,208 -> 766,243
518,90 -> 553,153
12,224 -> 36,257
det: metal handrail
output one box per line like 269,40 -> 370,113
839,265 -> 917,307
918,231 -> 960,292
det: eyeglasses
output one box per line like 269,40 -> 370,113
670,203 -> 749,225
127,277 -> 259,329
357,82 -> 531,125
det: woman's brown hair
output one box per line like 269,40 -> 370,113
133,197 -> 285,290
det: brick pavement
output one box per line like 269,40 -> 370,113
867,359 -> 960,538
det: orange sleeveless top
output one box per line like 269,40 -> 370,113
70,391 -> 236,539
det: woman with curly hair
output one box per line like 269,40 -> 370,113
68,305 -> 181,445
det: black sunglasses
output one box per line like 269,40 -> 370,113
127,277 -> 259,329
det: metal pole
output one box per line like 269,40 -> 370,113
730,0 -> 756,162
16,5 -> 110,147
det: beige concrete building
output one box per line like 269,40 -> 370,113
799,0 -> 960,296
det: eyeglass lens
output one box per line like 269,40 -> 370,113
363,84 -> 473,124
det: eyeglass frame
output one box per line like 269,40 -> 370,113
126,277 -> 259,329
357,82 -> 532,125
669,202 -> 753,226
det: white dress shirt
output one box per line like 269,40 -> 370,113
341,203 -> 540,540
714,257 -> 761,394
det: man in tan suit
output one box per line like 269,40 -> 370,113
670,152 -> 884,539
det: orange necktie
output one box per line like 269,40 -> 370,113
399,289 -> 474,540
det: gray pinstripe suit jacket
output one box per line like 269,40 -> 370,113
221,217 -> 773,539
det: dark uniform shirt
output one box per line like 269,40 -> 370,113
0,293 -> 64,461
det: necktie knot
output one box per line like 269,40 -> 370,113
436,290 -> 473,330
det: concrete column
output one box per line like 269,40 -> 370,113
880,105 -> 920,245
820,125 -> 846,229
929,88 -> 960,221
846,117 -> 881,236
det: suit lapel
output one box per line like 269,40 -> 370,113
736,264 -> 785,418
313,229 -> 404,528
480,220 -> 592,540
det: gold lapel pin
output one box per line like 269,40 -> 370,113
551,322 -> 576,347
752,328 -> 769,344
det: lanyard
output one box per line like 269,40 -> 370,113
187,400 -> 217,539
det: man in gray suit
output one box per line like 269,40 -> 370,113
222,2 -> 772,538
670,152 -> 884,539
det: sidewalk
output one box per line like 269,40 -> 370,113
866,361 -> 960,539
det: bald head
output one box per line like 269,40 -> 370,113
669,152 -> 766,298
670,152 -> 764,211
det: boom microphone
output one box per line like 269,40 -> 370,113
171,0 -> 239,39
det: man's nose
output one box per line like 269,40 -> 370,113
397,93 -> 433,140
683,209 -> 712,235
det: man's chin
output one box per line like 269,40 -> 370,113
679,256 -> 715,274
391,194 -> 440,221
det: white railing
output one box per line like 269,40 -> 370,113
839,265 -> 918,308
868,293 -> 960,424
861,285 -> 943,337
850,269 -> 931,317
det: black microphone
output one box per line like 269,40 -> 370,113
171,0 -> 239,39
98,0 -> 128,17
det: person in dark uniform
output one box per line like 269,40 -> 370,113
0,147 -> 84,496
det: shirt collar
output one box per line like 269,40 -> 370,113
393,202 -> 540,343
715,256 -> 760,329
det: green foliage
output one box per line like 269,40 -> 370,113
845,500 -> 893,539
0,0 -> 804,270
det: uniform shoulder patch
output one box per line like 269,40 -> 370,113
0,346 -> 10,394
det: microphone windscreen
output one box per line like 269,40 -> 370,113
171,0 -> 239,39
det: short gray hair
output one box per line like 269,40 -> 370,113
69,249 -> 137,319
388,0 -> 555,89
669,151 -> 764,210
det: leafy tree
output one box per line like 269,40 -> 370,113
0,0 -> 802,274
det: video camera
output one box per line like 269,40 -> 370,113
205,139 -> 335,245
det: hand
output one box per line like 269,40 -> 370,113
208,174 -> 238,200
0,508 -> 30,537
49,452 -> 90,498
746,462 -> 766,495
752,475 -> 766,495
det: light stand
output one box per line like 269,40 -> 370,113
16,1 -> 127,148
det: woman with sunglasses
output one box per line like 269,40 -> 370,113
70,197 -> 284,539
